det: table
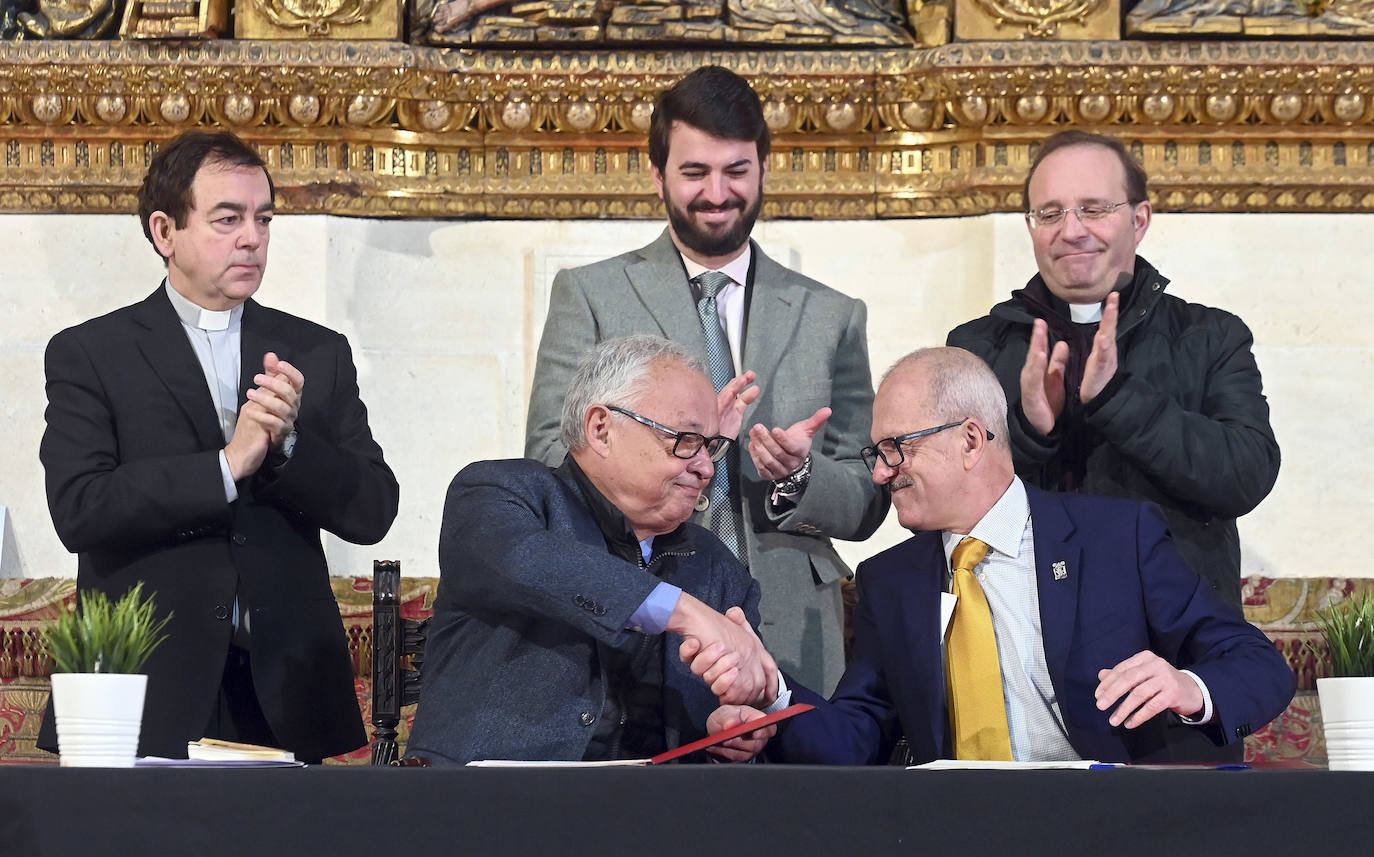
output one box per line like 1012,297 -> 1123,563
2,765 -> 1370,857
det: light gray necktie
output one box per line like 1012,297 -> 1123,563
693,272 -> 747,563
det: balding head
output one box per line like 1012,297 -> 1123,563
881,347 -> 1011,446
870,348 -> 1014,533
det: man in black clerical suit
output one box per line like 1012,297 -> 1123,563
38,130 -> 399,761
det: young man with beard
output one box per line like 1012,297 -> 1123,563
525,66 -> 887,696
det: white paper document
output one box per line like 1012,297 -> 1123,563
136,757 -> 306,768
940,592 -> 957,637
468,759 -> 649,768
910,759 -> 1107,771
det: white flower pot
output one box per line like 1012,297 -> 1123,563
1317,676 -> 1374,772
50,673 -> 148,768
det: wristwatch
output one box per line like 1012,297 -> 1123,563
772,453 -> 813,496
269,428 -> 298,467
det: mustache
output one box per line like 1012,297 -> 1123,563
688,199 -> 745,213
889,475 -> 914,491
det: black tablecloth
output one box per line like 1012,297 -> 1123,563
2,765 -> 1369,857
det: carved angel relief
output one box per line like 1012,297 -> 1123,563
412,0 -> 923,46
1,0 -> 120,38
1126,0 -> 1374,35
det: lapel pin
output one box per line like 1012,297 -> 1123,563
1052,560 -> 1067,581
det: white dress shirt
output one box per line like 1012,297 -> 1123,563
941,478 -> 1080,762
941,477 -> 1214,761
165,280 -> 251,638
681,246 -> 751,376
164,280 -> 241,503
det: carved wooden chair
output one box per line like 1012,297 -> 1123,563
370,559 -> 428,765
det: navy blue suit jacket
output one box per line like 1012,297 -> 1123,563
775,487 -> 1295,764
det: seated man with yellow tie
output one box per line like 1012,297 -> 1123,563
705,346 -> 1295,764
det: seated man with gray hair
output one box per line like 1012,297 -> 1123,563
406,334 -> 783,764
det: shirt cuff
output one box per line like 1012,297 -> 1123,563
769,486 -> 801,508
627,582 -> 681,635
1177,669 -> 1214,725
761,671 -> 792,714
219,450 -> 238,503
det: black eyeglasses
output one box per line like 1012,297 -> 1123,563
606,406 -> 734,462
860,419 -> 995,472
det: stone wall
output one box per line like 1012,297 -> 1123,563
2,211 -> 1361,581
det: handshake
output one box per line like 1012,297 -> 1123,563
666,593 -> 782,762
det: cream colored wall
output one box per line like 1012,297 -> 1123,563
0,212 -> 1351,585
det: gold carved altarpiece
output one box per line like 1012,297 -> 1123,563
4,1 -> 1374,219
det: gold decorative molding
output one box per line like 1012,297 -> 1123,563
5,39 -> 1374,218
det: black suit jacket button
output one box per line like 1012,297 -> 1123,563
213,605 -> 230,620
1235,723 -> 1252,738
232,533 -> 247,546
579,711 -> 595,727
595,606 -> 607,616
573,595 -> 585,607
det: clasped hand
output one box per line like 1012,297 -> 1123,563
225,351 -> 304,480
704,704 -> 776,762
669,594 -> 778,708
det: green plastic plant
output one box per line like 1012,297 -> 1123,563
43,582 -> 172,674
1313,592 -> 1374,678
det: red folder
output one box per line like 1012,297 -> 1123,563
648,703 -> 815,765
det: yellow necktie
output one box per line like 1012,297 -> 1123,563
945,536 -> 1013,761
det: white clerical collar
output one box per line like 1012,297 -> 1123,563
164,280 -> 242,331
942,477 -> 1030,564
681,244 -> 752,289
1069,301 -> 1103,324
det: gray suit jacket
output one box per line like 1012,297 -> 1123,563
525,230 -> 889,693
404,458 -> 762,764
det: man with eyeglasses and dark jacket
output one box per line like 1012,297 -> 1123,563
702,348 -> 1294,768
948,130 -> 1279,617
405,335 -> 787,765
